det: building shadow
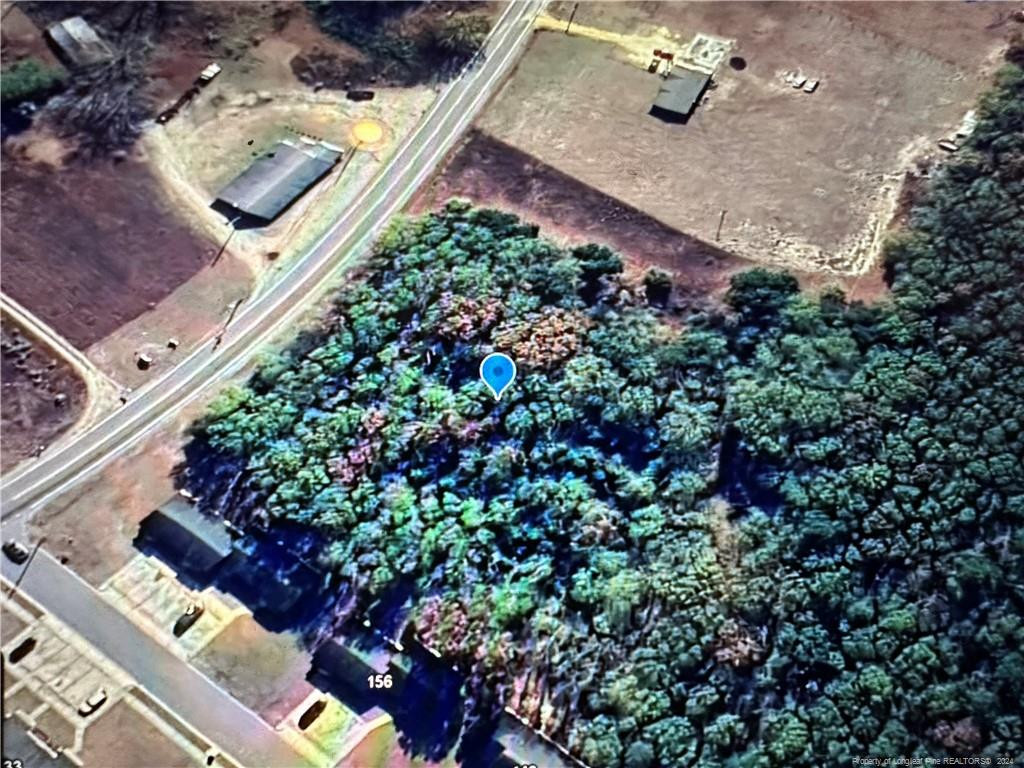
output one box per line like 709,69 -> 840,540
133,498 -> 521,767
209,200 -> 265,231
133,499 -> 331,633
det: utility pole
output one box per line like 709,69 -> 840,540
335,143 -> 360,178
5,536 -> 46,599
715,209 -> 727,242
565,2 -> 579,34
213,216 -> 240,265
212,294 -> 246,351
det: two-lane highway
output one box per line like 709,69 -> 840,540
1,1 -> 542,519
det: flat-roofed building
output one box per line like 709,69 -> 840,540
650,67 -> 711,123
213,138 -> 343,224
45,16 -> 113,69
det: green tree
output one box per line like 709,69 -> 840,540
1,58 -> 63,105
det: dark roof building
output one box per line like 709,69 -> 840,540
650,67 -> 711,122
45,16 -> 113,69
213,138 -> 342,223
137,497 -> 233,577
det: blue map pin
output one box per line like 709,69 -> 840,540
480,353 -> 517,400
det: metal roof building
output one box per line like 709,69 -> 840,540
213,138 -> 342,223
45,16 -> 113,69
650,68 -> 711,122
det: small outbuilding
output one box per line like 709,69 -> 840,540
213,138 -> 343,224
45,16 -> 114,69
650,67 -> 711,123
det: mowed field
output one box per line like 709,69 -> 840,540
479,1 -> 1012,274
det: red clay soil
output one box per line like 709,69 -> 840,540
143,2 -> 299,107
412,130 -> 889,309
0,6 -> 64,68
412,130 -> 754,311
0,153 -> 215,349
0,316 -> 85,471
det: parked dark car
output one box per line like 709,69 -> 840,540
3,540 -> 30,564
172,601 -> 205,637
8,636 -> 37,663
298,698 -> 327,730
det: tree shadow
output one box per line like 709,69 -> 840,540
133,502 -> 513,764
716,427 -> 784,516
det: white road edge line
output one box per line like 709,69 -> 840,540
4,2 -> 541,512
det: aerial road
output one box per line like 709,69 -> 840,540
1,3 -> 541,765
1,550 -> 310,767
1,0 -> 543,520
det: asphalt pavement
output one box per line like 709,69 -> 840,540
1,549 -> 308,766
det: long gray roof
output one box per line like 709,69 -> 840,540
652,68 -> 711,117
215,139 -> 342,222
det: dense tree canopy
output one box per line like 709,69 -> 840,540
306,1 -> 490,85
187,62 -> 1023,766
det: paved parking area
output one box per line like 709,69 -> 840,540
2,582 -> 239,767
99,554 -> 247,659
3,592 -> 133,760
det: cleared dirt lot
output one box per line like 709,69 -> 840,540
147,73 -> 435,272
413,130 -> 751,310
414,130 -> 890,306
1,316 -> 85,470
480,1 -> 1011,274
84,247 -> 252,391
0,149 -> 216,349
28,409 -> 190,587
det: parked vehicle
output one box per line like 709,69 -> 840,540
3,540 -> 30,564
8,636 -> 37,663
78,687 -> 108,717
173,601 -> 205,637
199,62 -> 222,83
298,698 -> 327,730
